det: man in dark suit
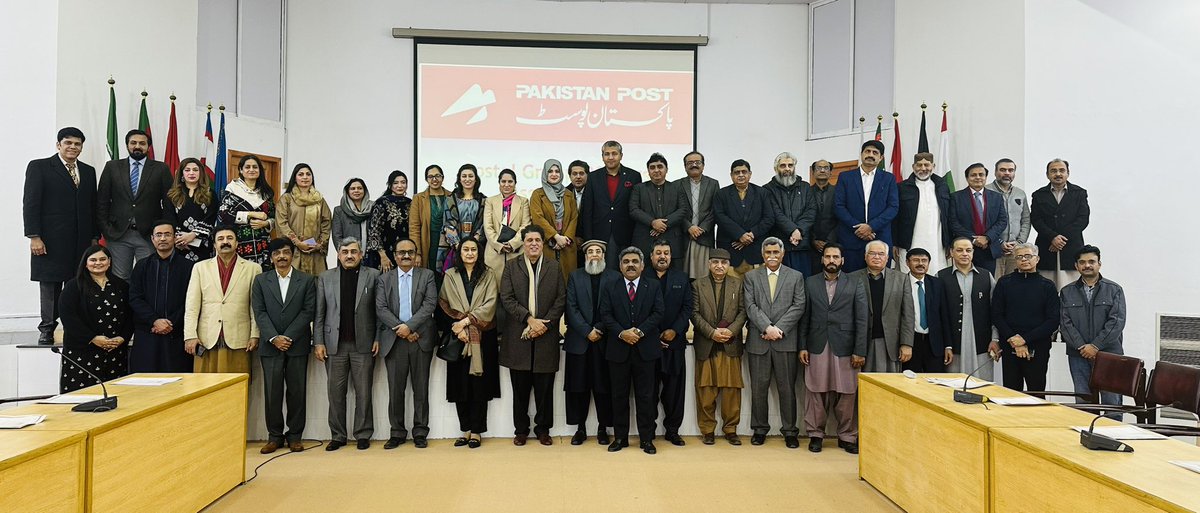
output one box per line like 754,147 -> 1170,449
499,225 -> 567,446
1031,158 -> 1090,290
901,248 -> 952,373
251,238 -> 317,454
128,220 -> 195,373
680,151 -> 720,280
97,129 -> 174,280
600,247 -> 665,454
809,160 -> 839,273
314,237 -> 386,451
578,141 -> 642,269
937,238 -> 1000,381
643,240 -> 693,446
691,249 -> 747,445
714,159 -> 775,277
630,153 -> 690,271
894,152 -> 951,273
834,140 -> 899,272
949,163 -> 1008,274
564,240 -> 617,445
375,239 -> 439,449
23,127 -> 98,344
764,152 -> 817,276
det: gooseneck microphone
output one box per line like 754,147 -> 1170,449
953,354 -> 999,404
1080,401 -> 1183,452
51,346 -> 118,412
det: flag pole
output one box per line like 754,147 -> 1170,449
858,116 -> 866,145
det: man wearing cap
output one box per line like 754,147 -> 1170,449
564,239 -> 617,445
692,248 -> 747,445
834,140 -> 899,272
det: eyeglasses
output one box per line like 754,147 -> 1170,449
427,174 -> 443,179
866,252 -> 888,257
151,233 -> 174,239
395,250 -> 416,255
814,165 -> 832,171
1015,254 -> 1036,261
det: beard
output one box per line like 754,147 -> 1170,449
824,263 -> 841,274
585,260 -> 605,275
130,149 -> 146,160
776,174 -> 797,187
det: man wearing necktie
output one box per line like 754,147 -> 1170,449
97,129 -> 174,280
901,248 -> 951,373
376,239 -> 439,449
949,163 -> 1008,274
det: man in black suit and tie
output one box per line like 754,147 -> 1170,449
579,141 -> 642,269
643,240 -> 693,446
901,248 -> 952,373
97,129 -> 174,280
630,153 -> 690,270
23,127 -> 98,345
949,163 -> 1008,274
251,238 -> 317,454
680,151 -> 720,280
714,159 -> 775,277
600,247 -> 665,454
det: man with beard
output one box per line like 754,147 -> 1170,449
630,153 -> 690,270
985,158 -> 1031,277
97,129 -> 174,280
564,240 -> 617,445
800,243 -> 868,454
376,239 -> 439,449
714,160 -> 775,277
579,141 -> 642,269
185,226 -> 262,373
763,152 -> 816,276
1059,245 -> 1126,405
1031,159 -> 1090,290
251,238 -> 318,454
129,220 -> 195,373
937,237 -> 1000,380
809,160 -> 839,274
692,249 -> 747,445
600,247 -> 665,454
894,152 -> 951,273
680,151 -> 720,280
949,163 -> 1007,274
643,240 -> 693,446
992,243 -> 1059,392
850,240 -> 914,373
834,140 -> 898,272
902,248 -> 952,373
743,237 -> 807,448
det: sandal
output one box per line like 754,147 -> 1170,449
454,437 -> 469,447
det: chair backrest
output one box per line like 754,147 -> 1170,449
1145,361 -> 1200,415
1089,352 -> 1146,404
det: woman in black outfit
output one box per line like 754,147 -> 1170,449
58,245 -> 133,393
438,237 -> 500,448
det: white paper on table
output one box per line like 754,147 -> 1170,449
37,394 -> 106,404
926,377 -> 992,390
1169,461 -> 1200,474
113,377 -> 182,386
989,397 -> 1052,406
1070,426 -> 1168,440
0,415 -> 46,429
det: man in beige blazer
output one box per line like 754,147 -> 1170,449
184,226 -> 262,373
849,240 -> 915,373
483,169 -> 532,280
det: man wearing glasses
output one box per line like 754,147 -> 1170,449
376,239 -> 439,449
808,160 -> 839,273
1059,245 -> 1126,405
991,243 -> 1059,392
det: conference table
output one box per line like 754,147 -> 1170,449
0,373 -> 248,513
0,429 -> 87,512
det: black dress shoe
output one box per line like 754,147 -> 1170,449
37,332 -> 53,345
640,441 -> 657,455
665,433 -> 685,447
809,437 -> 823,452
725,433 -> 743,446
357,439 -> 370,450
326,440 -> 345,451
701,433 -> 715,445
607,438 -> 628,452
596,431 -> 610,446
785,436 -> 800,449
838,440 -> 859,454
383,436 -> 406,450
513,434 -> 528,446
750,434 -> 766,446
571,431 -> 586,445
414,436 -> 428,449
468,437 -> 481,449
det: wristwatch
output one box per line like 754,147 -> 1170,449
632,328 -> 644,339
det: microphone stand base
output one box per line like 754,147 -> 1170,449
953,390 -> 986,404
72,396 -> 117,412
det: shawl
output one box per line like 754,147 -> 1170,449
339,193 -> 374,224
439,267 -> 497,375
288,187 -> 326,240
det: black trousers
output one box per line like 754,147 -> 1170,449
455,400 -> 490,434
656,351 -> 686,435
903,332 -> 946,373
609,352 -> 658,441
39,281 -> 63,335
564,346 -> 613,430
260,353 -> 308,443
1002,346 -> 1050,392
510,370 -> 555,435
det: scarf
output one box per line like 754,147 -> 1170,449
540,159 -> 566,221
520,256 -> 542,340
339,193 -> 374,224
439,268 -> 496,376
288,187 -> 325,240
227,179 -> 265,208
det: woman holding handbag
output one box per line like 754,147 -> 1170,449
439,237 -> 499,448
482,169 -> 531,281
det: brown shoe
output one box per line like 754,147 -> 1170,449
701,433 -> 715,445
538,433 -> 553,446
513,434 -> 528,446
725,433 -> 742,446
289,440 -> 305,452
260,441 -> 280,454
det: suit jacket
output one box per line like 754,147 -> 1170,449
803,273 -> 869,357
1030,182 -> 1090,271
907,273 -> 951,352
629,179 -> 691,259
599,276 -> 665,363
482,194 -> 532,275
644,268 -> 692,351
850,268 -> 915,362
578,166 -> 642,247
129,252 -> 194,339
810,183 -> 839,249
314,265 -> 387,355
96,158 -> 174,239
763,177 -> 817,254
833,168 -> 900,251
691,275 -> 747,360
252,269 -> 317,357
184,256 -> 262,349
564,268 -> 617,355
949,187 -> 1009,259
23,154 -> 98,282
894,173 -> 952,250
714,184 -> 775,266
679,175 -> 719,247
498,256 -> 567,373
375,266 -> 439,355
743,265 -> 807,354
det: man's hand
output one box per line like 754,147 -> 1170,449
372,341 -> 380,357
813,240 -> 826,253
899,345 -> 913,363
944,348 -> 954,366
799,350 -> 810,366
587,328 -> 602,342
973,235 -> 989,249
988,341 -> 1001,361
688,226 -> 704,240
185,338 -> 201,355
651,219 -> 668,233
405,332 -> 420,343
395,324 -> 412,338
152,319 -> 173,335
790,229 -> 803,247
526,318 -> 548,339
1002,241 -> 1016,255
30,236 -> 46,256
314,344 -> 327,361
273,336 -> 292,351
247,337 -> 259,352
850,355 -> 866,369
1050,235 -> 1068,252
619,329 -> 640,345
1015,345 -> 1031,360
712,328 -> 732,343
1007,334 -> 1026,348
853,223 -> 874,241
763,325 -> 784,341
661,329 -> 676,342
738,232 -> 754,246
1079,344 -> 1099,360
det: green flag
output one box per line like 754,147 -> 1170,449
106,80 -> 118,160
138,92 -> 155,160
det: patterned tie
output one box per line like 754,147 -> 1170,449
131,160 -> 142,196
627,281 -> 636,302
768,272 -> 778,299
66,162 -> 79,188
917,280 -> 928,330
974,191 -> 985,224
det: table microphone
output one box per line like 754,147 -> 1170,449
50,346 -> 118,412
953,354 -> 999,404
1079,401 -> 1184,452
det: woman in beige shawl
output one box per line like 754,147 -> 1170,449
439,236 -> 499,448
277,163 -> 333,275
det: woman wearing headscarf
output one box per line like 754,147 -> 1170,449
439,237 -> 500,448
482,169 -> 531,281
332,178 -> 375,266
367,170 -> 412,272
529,159 -> 579,279
277,163 -> 333,275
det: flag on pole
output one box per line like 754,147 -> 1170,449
213,107 -> 228,202
106,79 -> 118,161
202,106 -> 216,180
875,116 -> 885,172
890,115 -> 903,183
917,106 -> 930,153
164,95 -> 180,174
138,91 -> 155,160
937,106 -> 956,191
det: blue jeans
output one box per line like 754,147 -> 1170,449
1067,353 -> 1122,405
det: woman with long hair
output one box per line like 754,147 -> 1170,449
367,170 -> 411,272
529,159 -> 579,279
277,163 -> 333,275
332,178 -> 376,267
482,169 -> 531,281
443,164 -> 487,269
58,245 -> 133,393
167,157 -> 218,262
408,164 -> 451,274
217,154 -> 276,270
439,237 -> 499,448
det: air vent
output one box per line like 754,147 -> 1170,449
1156,314 -> 1200,422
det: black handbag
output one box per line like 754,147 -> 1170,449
436,330 -> 464,362
498,224 -> 518,244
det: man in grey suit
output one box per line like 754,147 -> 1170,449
850,240 -> 915,373
375,239 -> 439,449
314,237 -> 386,451
801,243 -> 869,454
743,237 -> 807,448
96,129 -> 174,280
251,238 -> 318,454
630,153 -> 690,271
680,151 -> 719,280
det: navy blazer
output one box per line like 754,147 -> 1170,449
251,269 -> 318,357
911,274 -> 951,352
564,268 -> 617,355
833,168 -> 900,251
949,188 -> 1008,259
599,275 -> 665,363
578,166 -> 642,248
643,268 -> 693,351
714,184 -> 775,266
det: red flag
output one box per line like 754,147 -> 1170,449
890,117 -> 903,182
164,96 -> 180,175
